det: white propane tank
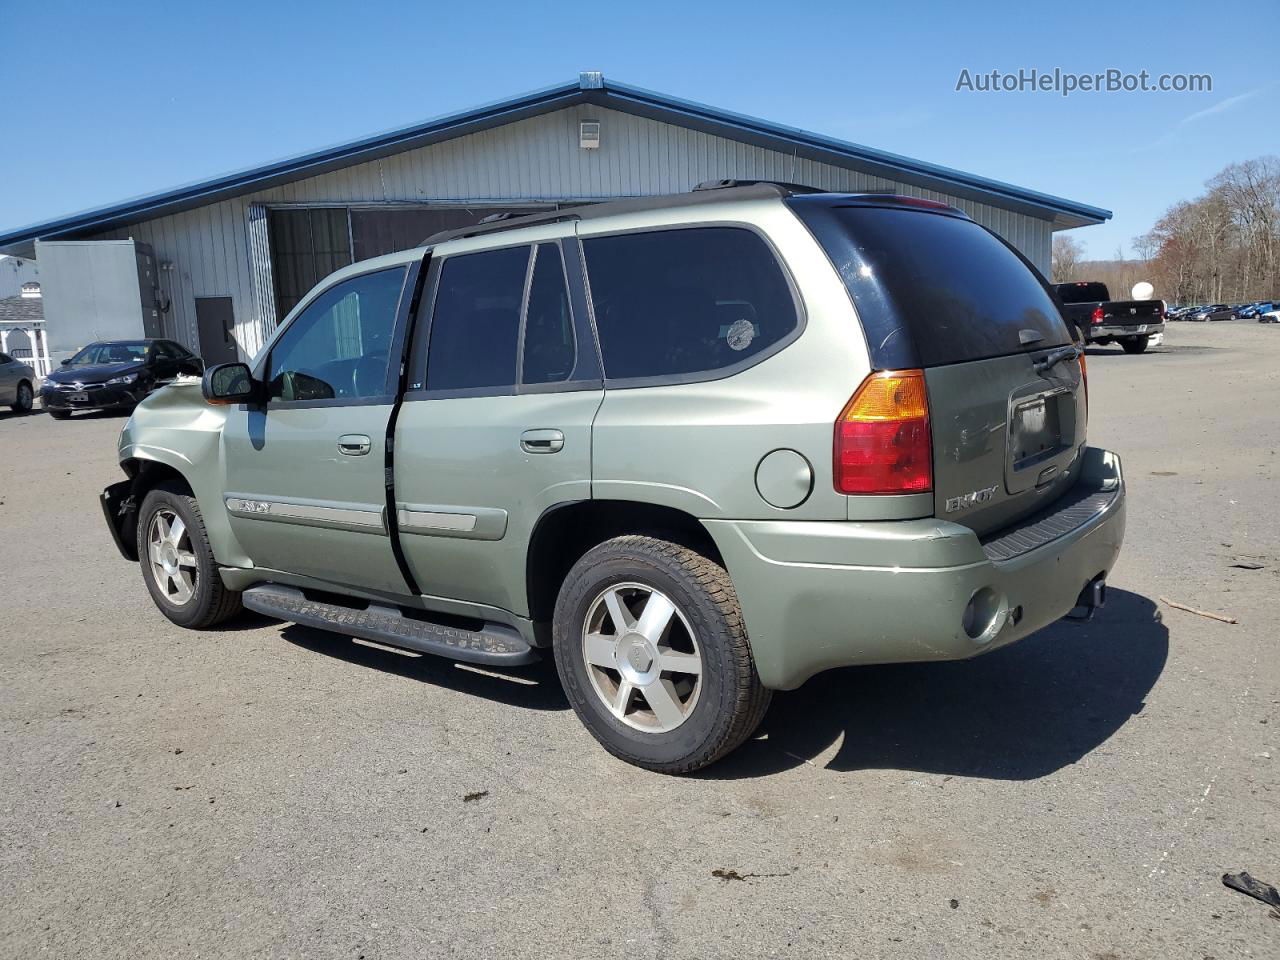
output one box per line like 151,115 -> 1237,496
1131,281 -> 1155,301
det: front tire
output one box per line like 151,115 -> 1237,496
136,484 -> 242,628
10,381 -> 33,413
552,535 -> 770,773
1121,335 -> 1149,354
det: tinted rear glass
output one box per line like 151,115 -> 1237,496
1055,282 -> 1110,304
582,227 -> 798,381
789,200 -> 1070,368
426,246 -> 529,391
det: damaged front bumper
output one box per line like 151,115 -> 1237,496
100,479 -> 138,561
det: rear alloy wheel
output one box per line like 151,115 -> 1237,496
137,484 -> 242,629
1121,335 -> 1149,354
553,535 -> 770,773
10,381 -> 33,413
582,582 -> 703,733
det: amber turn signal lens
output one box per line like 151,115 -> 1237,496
834,370 -> 932,495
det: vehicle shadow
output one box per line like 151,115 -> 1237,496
277,621 -> 570,712
701,588 -> 1167,781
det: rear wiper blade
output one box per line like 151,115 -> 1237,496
1034,344 -> 1081,374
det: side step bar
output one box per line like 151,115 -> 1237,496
242,584 -> 538,667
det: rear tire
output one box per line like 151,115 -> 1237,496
1121,335 -> 1149,354
136,484 -> 243,629
9,381 -> 32,413
552,535 -> 770,773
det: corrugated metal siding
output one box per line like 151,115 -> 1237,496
90,105 -> 1056,358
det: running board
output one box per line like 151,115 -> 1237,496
242,584 -> 538,666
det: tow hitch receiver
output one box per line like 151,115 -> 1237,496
1066,575 -> 1108,622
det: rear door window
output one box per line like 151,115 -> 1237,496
789,200 -> 1071,368
582,227 -> 799,382
425,246 -> 529,392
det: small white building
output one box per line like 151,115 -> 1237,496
0,73 -> 1110,364
0,281 -> 52,376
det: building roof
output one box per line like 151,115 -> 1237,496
0,73 -> 1110,256
0,295 -> 44,324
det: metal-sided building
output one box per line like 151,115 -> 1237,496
0,73 -> 1110,364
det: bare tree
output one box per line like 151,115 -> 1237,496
1137,155 -> 1280,304
1052,234 -> 1084,283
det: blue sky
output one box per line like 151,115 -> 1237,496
1,0 -> 1275,258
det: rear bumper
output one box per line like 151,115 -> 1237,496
1089,322 -> 1164,339
704,447 -> 1126,690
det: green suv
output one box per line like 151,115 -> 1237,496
101,182 -> 1125,772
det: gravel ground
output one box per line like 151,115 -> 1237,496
1,321 -> 1277,959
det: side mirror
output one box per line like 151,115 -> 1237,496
202,362 -> 260,406
60,358 -> 72,366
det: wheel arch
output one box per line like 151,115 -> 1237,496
525,499 -> 725,630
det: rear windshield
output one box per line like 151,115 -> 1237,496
788,199 -> 1071,368
1055,282 -> 1111,304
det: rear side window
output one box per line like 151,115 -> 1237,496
790,201 -> 1071,368
426,247 -> 529,391
1056,282 -> 1110,304
582,227 -> 799,381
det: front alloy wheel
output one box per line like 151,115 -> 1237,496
136,484 -> 243,629
582,582 -> 703,733
146,508 -> 198,605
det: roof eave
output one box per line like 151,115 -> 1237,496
594,81 -> 1110,226
0,73 -> 1110,255
0,80 -> 586,253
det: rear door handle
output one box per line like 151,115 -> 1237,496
338,434 -> 372,456
520,429 -> 564,454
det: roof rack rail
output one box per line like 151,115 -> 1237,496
422,209 -> 582,245
419,181 -> 831,247
691,179 -> 827,195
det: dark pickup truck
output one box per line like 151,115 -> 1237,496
1054,282 -> 1165,354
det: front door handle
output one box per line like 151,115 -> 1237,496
338,434 -> 372,456
520,429 -> 564,454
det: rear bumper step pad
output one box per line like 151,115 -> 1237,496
980,484 -> 1119,563
242,584 -> 538,666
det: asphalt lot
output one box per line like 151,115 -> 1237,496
1,321 -> 1277,959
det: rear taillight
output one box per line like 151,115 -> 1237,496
834,370 -> 932,495
1091,306 -> 1104,325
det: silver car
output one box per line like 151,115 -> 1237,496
0,350 -> 36,413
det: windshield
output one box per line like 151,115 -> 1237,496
68,342 -> 148,366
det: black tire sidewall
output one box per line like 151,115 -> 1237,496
1122,335 -> 1149,354
136,487 -> 221,629
553,543 -> 742,769
13,382 -> 33,412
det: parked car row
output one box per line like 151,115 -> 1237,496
1167,301 -> 1277,321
